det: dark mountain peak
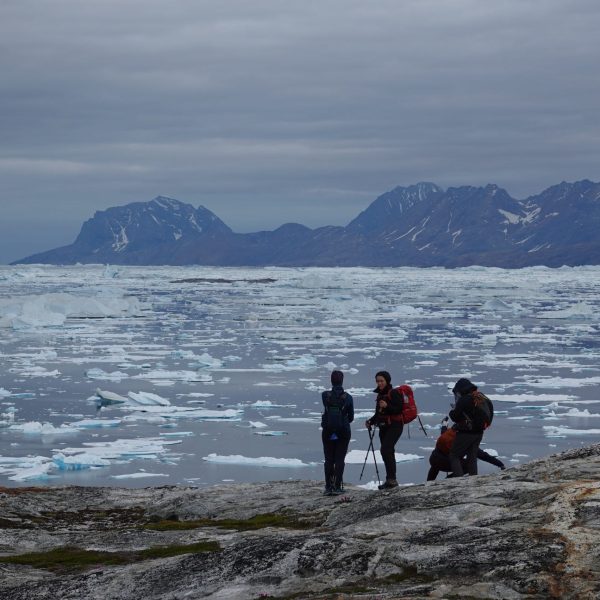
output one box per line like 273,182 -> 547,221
13,179 -> 600,267
273,222 -> 312,234
346,182 -> 444,233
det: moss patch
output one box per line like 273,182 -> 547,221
144,512 -> 319,532
0,541 -> 220,573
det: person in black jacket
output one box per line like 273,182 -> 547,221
426,417 -> 505,481
365,370 -> 403,489
448,378 -> 493,476
321,370 -> 354,496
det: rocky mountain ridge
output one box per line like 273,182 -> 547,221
1,444 -> 599,599
15,179 -> 600,267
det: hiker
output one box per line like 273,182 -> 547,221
448,378 -> 494,476
321,370 -> 354,496
427,417 -> 504,481
365,370 -> 404,490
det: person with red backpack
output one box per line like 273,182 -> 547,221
448,378 -> 494,477
321,370 -> 354,496
365,370 -> 404,490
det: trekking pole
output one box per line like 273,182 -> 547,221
360,426 -> 380,484
359,425 -> 381,485
417,415 -> 428,437
359,427 -> 373,480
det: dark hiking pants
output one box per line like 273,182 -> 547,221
427,448 -> 451,481
322,432 -> 350,488
449,431 -> 483,476
378,423 -> 403,480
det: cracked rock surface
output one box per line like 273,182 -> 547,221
1,444 -> 600,599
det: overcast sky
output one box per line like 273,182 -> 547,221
1,0 -> 599,263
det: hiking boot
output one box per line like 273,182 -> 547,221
378,479 -> 399,490
331,487 -> 343,496
322,486 -> 333,496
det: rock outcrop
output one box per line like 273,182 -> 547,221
1,445 -> 600,599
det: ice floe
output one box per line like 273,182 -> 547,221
345,450 -> 423,464
202,454 -> 313,467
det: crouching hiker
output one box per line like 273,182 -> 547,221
427,417 -> 504,481
448,378 -> 494,477
321,370 -> 354,496
365,370 -> 404,490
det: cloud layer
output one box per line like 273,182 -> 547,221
1,0 -> 599,262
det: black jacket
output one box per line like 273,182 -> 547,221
449,392 -> 493,434
369,384 -> 403,426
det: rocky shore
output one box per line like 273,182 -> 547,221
1,445 -> 600,599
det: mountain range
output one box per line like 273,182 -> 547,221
15,180 -> 600,267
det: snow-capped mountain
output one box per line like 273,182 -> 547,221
15,181 -> 600,267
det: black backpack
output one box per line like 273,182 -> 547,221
322,391 -> 349,435
468,391 -> 494,431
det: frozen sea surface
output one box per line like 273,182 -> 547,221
1,264 -> 600,488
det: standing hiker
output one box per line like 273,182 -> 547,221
365,370 -> 403,490
427,417 -> 504,481
448,378 -> 494,476
321,370 -> 354,496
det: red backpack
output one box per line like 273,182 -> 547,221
387,384 -> 418,424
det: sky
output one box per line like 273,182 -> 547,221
1,0 -> 600,263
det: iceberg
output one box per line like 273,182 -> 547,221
94,388 -> 128,405
0,292 -> 141,329
127,391 -> 171,406
53,452 -> 111,470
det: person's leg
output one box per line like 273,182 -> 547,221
333,437 -> 350,491
322,432 -> 335,491
427,454 -> 440,481
449,432 -> 473,476
465,433 -> 483,475
427,449 -> 450,481
379,425 -> 402,482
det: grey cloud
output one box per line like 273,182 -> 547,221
1,0 -> 599,262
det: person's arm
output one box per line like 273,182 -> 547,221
346,393 -> 354,423
449,395 -> 468,423
385,389 -> 403,415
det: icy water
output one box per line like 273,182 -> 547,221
1,265 -> 599,488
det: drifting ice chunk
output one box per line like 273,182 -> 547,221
94,388 -> 128,405
345,449 -> 423,463
10,421 -> 79,435
69,418 -> 122,428
0,388 -> 12,398
53,452 -> 111,470
253,431 -> 288,436
127,391 -> 171,406
111,472 -> 169,479
202,453 -> 312,467
134,369 -> 212,382
0,292 -> 140,329
249,421 -> 268,428
543,425 -> 600,437
85,368 -> 129,381
5,457 -> 54,481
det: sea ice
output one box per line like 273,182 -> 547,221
53,452 -> 111,470
345,449 -> 423,464
202,453 -> 312,467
